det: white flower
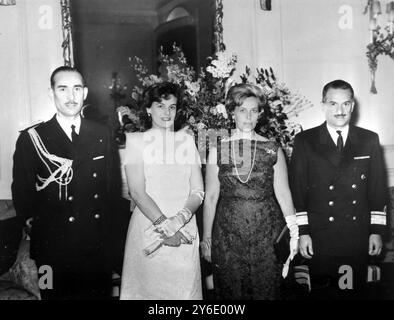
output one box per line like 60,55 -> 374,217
210,107 -> 217,115
189,116 -> 196,124
166,65 -> 182,83
206,51 -> 237,78
142,75 -> 162,87
216,103 -> 228,119
224,77 -> 236,97
197,122 -> 206,130
184,80 -> 200,97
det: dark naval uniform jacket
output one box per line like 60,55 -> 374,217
289,123 -> 387,285
11,115 -> 121,299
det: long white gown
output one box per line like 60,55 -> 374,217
120,130 -> 202,300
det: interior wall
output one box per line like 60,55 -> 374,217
223,0 -> 394,185
0,0 -> 63,198
223,0 -> 394,143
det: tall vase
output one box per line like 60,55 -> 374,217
370,66 -> 378,94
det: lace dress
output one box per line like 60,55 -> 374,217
212,139 -> 284,299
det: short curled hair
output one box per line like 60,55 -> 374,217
225,83 -> 267,114
140,82 -> 186,130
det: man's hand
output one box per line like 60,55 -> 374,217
369,234 -> 383,256
299,235 -> 314,259
162,231 -> 189,247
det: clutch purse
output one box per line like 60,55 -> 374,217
274,225 -> 290,264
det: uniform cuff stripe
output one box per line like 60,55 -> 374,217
371,211 -> 386,225
296,211 -> 308,226
294,265 -> 311,291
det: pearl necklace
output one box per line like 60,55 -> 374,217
231,138 -> 258,184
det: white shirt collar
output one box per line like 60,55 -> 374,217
56,114 -> 81,141
326,123 -> 349,146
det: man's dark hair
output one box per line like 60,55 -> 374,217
322,79 -> 354,102
50,66 -> 86,88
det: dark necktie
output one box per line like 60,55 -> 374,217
71,125 -> 78,144
336,130 -> 343,153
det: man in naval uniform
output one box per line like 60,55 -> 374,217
289,79 -> 388,299
12,66 -> 121,300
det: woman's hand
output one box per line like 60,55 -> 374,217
162,231 -> 190,247
155,211 -> 190,238
116,106 -> 132,126
200,238 -> 212,262
289,237 -> 299,260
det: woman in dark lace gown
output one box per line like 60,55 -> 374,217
201,84 -> 299,299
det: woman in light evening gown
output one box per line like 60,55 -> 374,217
201,84 -> 299,299
120,82 -> 204,300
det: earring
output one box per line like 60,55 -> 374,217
147,113 -> 151,117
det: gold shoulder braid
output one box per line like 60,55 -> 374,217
28,128 -> 73,200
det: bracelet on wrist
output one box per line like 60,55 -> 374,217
153,215 -> 167,226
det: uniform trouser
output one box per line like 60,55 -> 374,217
308,253 -> 369,300
36,250 -> 112,300
306,222 -> 370,299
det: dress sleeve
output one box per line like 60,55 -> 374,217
123,132 -> 144,167
187,133 -> 201,167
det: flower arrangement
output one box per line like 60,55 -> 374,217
365,26 -> 394,94
364,1 -> 394,94
127,44 -> 313,157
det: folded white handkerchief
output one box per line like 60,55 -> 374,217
143,225 -> 195,257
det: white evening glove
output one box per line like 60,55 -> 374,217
285,214 -> 299,260
154,208 -> 192,238
282,215 -> 299,278
143,228 -> 194,256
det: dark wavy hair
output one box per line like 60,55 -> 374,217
140,82 -> 186,130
